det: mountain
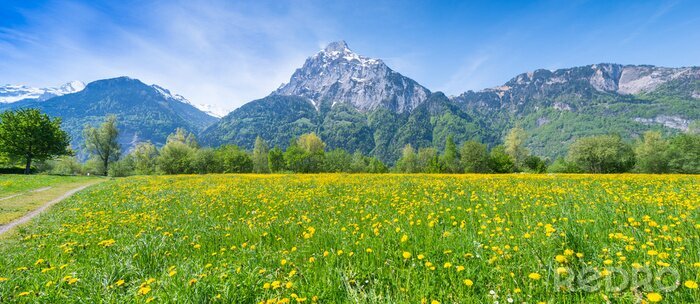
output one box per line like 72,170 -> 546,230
202,41 -> 488,162
200,95 -> 319,149
452,63 -> 700,157
273,41 -> 430,113
0,81 -> 85,103
203,41 -> 698,163
0,77 -> 219,155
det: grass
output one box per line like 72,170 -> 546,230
0,179 -> 101,225
0,174 -> 697,303
0,175 -> 94,198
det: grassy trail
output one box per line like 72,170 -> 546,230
0,179 -> 102,227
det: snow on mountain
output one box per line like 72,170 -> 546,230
194,103 -> 228,118
0,81 -> 86,103
151,84 -> 227,118
273,40 -> 430,113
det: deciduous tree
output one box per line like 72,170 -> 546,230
84,115 -> 120,176
0,109 -> 70,174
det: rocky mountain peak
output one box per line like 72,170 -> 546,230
273,41 -> 430,113
323,40 -> 350,53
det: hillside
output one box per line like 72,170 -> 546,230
0,77 -> 218,155
203,43 -> 698,163
453,64 -> 700,157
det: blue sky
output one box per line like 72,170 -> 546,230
1,0 -> 699,112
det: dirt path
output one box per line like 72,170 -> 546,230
0,182 -> 100,235
0,187 -> 53,202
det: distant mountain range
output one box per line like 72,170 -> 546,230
201,41 -> 699,162
2,41 -> 698,163
0,77 -> 218,156
0,81 -> 86,103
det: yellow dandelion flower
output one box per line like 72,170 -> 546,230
137,286 -> 151,295
646,292 -> 662,302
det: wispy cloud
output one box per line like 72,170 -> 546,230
620,0 -> 680,45
0,0 -> 335,113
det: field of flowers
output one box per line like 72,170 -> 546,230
0,174 -> 697,303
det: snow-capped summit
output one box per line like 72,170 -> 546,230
151,84 -> 227,118
0,81 -> 86,103
274,41 -> 429,113
323,40 -> 350,53
152,84 -> 190,104
59,81 -> 86,93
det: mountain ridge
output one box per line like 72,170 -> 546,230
0,77 -> 219,157
203,42 -> 698,162
0,81 -> 86,103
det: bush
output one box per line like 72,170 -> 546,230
548,158 -> 581,173
108,158 -> 134,177
489,146 -> 515,173
523,155 -> 547,173
566,134 -> 635,173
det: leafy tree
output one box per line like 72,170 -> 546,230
268,146 -> 285,172
131,142 -> 159,175
417,147 -> 442,173
504,126 -> 529,170
548,157 -> 581,173
284,134 -> 325,173
297,133 -> 325,154
192,148 -> 222,174
666,133 -> 700,174
523,155 -> 547,173
634,131 -> 669,173
168,128 -> 199,148
440,135 -> 461,173
368,157 -> 388,173
216,145 -> 253,173
395,144 -> 418,173
284,142 -> 308,173
489,145 -> 515,173
109,157 -> 134,177
566,134 -> 635,173
324,148 -> 352,172
252,136 -> 270,173
350,151 -> 368,173
158,140 -> 195,174
0,109 -> 71,174
84,115 -> 120,176
459,140 -> 490,173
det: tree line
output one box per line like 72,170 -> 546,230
0,109 -> 698,175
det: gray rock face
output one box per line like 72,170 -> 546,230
453,63 -> 700,110
634,115 -> 691,131
616,65 -> 699,95
273,41 -> 430,113
586,63 -> 700,95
